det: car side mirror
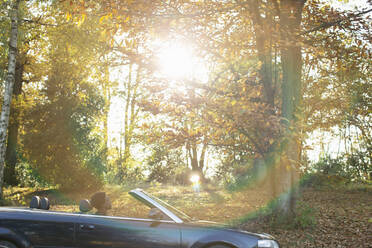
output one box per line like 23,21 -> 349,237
148,208 -> 164,220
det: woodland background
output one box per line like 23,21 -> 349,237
0,0 -> 371,246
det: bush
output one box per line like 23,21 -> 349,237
146,146 -> 191,185
300,173 -> 348,188
293,202 -> 317,229
14,157 -> 49,188
345,151 -> 371,181
105,157 -> 145,186
313,156 -> 347,177
300,151 -> 372,189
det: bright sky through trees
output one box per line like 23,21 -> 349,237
108,39 -> 209,149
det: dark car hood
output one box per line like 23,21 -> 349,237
186,220 -> 275,239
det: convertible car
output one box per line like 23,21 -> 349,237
0,188 -> 279,248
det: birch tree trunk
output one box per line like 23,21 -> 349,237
0,0 -> 21,198
4,60 -> 24,186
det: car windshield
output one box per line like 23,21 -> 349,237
131,190 -> 193,222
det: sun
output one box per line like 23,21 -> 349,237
156,41 -> 208,82
157,43 -> 194,79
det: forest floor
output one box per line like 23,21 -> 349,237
3,183 -> 372,248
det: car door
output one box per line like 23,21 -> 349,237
76,214 -> 181,248
1,209 -> 79,248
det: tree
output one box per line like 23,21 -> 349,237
301,2 -> 371,179
0,0 -> 21,198
3,6 -> 45,185
20,4 -> 108,191
155,0 -> 306,216
138,81 -> 213,181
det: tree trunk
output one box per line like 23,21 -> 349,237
187,141 -> 206,181
245,0 -> 305,218
101,63 -> 110,168
4,61 -> 23,186
0,0 -> 21,198
249,0 -> 276,108
277,0 -> 306,217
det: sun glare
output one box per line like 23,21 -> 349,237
158,44 -> 194,79
156,41 -> 208,82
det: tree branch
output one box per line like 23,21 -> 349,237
300,8 -> 372,36
21,18 -> 60,26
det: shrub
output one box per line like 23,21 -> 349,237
345,151 -> 371,181
146,146 -> 191,185
15,160 -> 49,188
293,202 -> 317,229
313,156 -> 346,177
304,153 -> 371,187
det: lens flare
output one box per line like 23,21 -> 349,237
190,175 -> 200,183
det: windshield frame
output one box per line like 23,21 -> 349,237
129,188 -> 192,223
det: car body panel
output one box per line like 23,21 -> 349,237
178,221 -> 263,248
0,208 -> 78,247
76,214 -> 180,248
181,226 -> 251,248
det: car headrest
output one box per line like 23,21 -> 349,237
30,196 -> 41,209
79,199 -> 92,212
40,197 -> 50,210
30,196 -> 50,210
90,192 -> 106,209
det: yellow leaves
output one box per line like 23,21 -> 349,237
77,91 -> 87,103
99,15 -> 106,24
77,13 -> 86,27
112,8 -> 117,16
141,123 -> 150,129
66,12 -> 72,22
100,29 -> 107,39
99,13 -> 112,24
188,111 -> 196,118
125,39 -> 136,48
66,11 -> 86,27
